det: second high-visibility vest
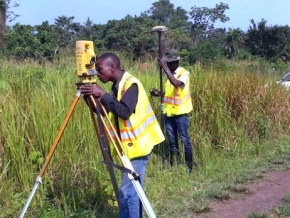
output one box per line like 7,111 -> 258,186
109,72 -> 165,159
163,67 -> 193,117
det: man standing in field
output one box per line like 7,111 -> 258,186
157,50 -> 194,173
80,52 -> 165,218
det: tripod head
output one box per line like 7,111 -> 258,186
75,40 -> 97,85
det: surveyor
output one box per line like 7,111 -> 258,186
80,52 -> 165,218
157,50 -> 194,173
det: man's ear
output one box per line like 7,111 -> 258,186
111,64 -> 115,72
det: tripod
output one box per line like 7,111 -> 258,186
19,86 -> 157,218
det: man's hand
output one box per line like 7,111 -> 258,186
80,84 -> 105,98
158,58 -> 171,74
157,58 -> 167,69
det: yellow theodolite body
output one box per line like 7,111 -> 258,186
75,40 -> 97,83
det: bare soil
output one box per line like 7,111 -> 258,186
198,170 -> 290,218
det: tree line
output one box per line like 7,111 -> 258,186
1,0 -> 290,65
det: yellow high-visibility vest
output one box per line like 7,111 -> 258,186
109,72 -> 165,159
163,67 -> 193,116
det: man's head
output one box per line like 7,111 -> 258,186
165,50 -> 180,72
95,53 -> 122,83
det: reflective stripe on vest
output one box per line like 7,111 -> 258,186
120,104 -> 156,142
163,67 -> 193,116
108,72 -> 165,159
163,92 -> 191,106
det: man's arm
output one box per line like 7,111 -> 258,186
157,58 -> 183,87
100,84 -> 138,119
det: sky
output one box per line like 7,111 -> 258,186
7,0 -> 290,31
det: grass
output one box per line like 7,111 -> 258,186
259,187 -> 290,217
271,195 -> 290,217
1,57 -> 290,217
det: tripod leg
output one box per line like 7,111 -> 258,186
19,91 -> 81,218
87,97 -> 120,205
121,156 -> 156,218
91,99 -> 156,218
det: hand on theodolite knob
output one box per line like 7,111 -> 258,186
80,84 -> 105,98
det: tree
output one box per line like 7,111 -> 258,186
189,3 -> 229,45
54,15 -> 81,48
78,18 -> 95,41
5,23 -> 40,60
164,27 -> 192,52
145,0 -> 175,25
5,22 -> 61,62
35,21 -> 59,61
0,0 -> 19,48
103,15 -> 157,59
77,18 -> 107,50
144,0 -> 191,31
144,1 -> 192,54
188,41 -> 221,65
0,0 -> 6,47
224,28 -> 245,59
170,6 -> 190,29
245,19 -> 290,61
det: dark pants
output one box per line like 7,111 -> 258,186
165,114 -> 193,171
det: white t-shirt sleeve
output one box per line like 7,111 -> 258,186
177,71 -> 189,87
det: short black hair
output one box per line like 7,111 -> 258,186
97,52 -> 121,68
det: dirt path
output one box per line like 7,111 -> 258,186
198,170 -> 290,218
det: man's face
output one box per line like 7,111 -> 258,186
95,58 -> 113,83
166,60 -> 179,72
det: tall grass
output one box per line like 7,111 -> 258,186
1,57 -> 290,217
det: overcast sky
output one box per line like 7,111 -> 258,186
8,0 -> 290,31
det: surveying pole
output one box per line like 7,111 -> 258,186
151,25 -> 168,131
151,26 -> 168,165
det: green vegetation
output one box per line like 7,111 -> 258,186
1,0 -> 290,217
270,195 -> 290,217
254,190 -> 290,217
1,56 -> 290,217
2,0 -> 290,66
